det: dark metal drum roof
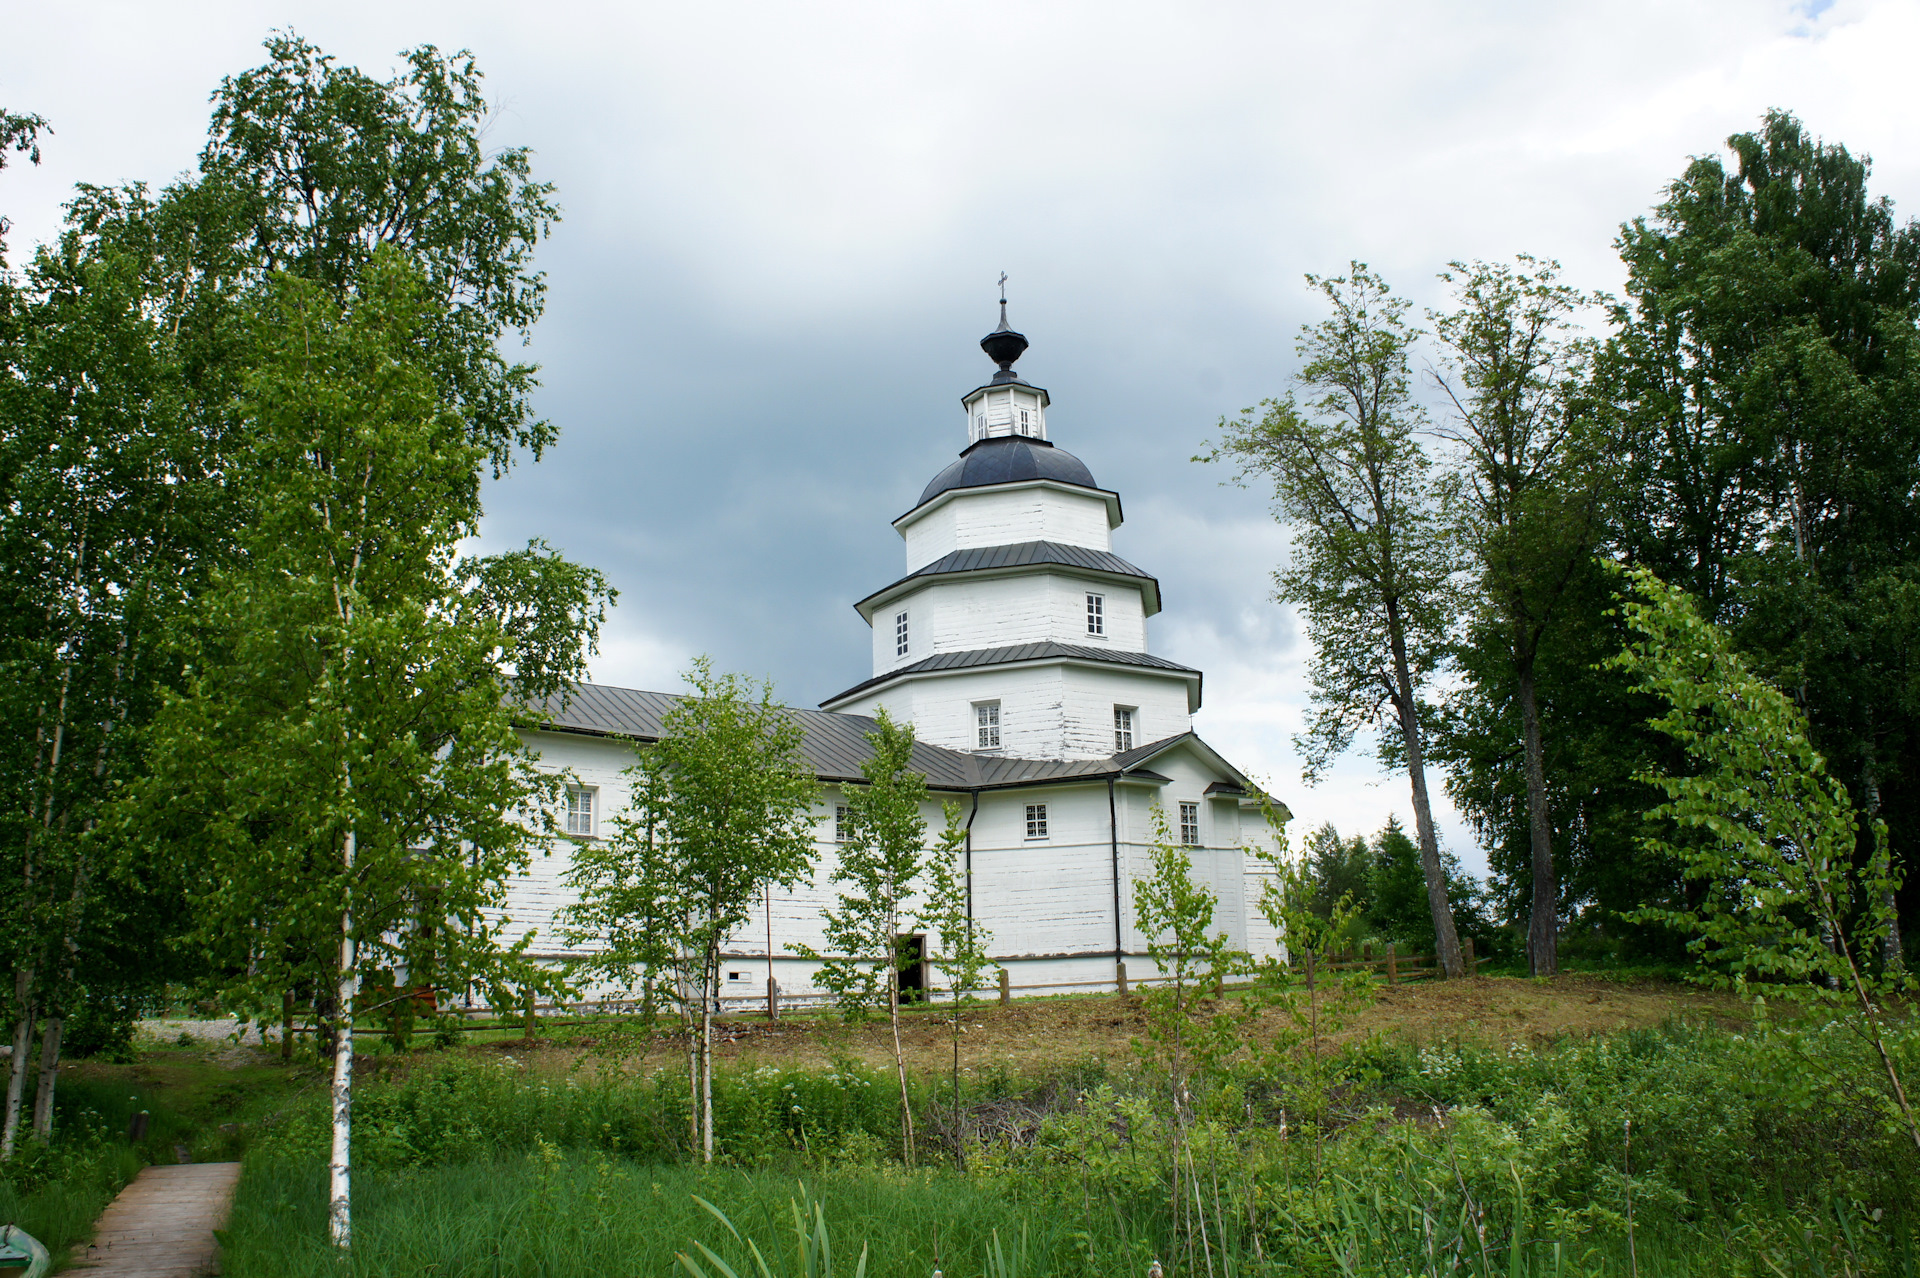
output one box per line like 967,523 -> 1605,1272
854,540 -> 1162,619
914,435 -> 1101,510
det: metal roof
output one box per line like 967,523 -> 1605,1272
517,683 -> 1217,794
854,540 -> 1163,620
818,640 -> 1202,709
911,435 -> 1102,512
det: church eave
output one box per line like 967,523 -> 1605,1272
961,380 -> 1050,408
515,681 -> 1209,795
892,478 -> 1123,533
818,642 -> 1203,712
853,542 -> 1163,621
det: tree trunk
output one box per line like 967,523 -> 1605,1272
685,989 -> 698,1152
30,1015 -> 63,1140
1,972 -> 36,1159
1516,654 -> 1558,977
328,830 -> 357,1251
1385,606 -> 1465,979
700,964 -> 714,1165
889,963 -> 914,1167
1861,749 -> 1904,972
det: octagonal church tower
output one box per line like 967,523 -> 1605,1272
820,303 -> 1202,760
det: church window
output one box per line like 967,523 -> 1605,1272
1113,706 -> 1135,752
1025,803 -> 1049,839
1018,409 -> 1030,435
1086,593 -> 1105,635
975,701 -> 1001,750
565,786 -> 597,838
834,804 -> 851,842
1179,802 -> 1201,846
895,610 -> 910,657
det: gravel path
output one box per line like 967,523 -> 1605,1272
135,1019 -> 279,1047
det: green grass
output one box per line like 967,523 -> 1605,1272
222,1156 -> 1052,1278
18,1004 -> 1920,1276
207,1012 -> 1920,1277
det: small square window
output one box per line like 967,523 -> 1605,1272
565,786 -> 597,838
1025,803 -> 1049,840
895,610 -> 910,657
1179,802 -> 1201,847
1114,706 -> 1135,753
975,701 -> 1001,750
834,804 -> 851,842
1086,592 -> 1105,635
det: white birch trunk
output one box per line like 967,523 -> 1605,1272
700,958 -> 714,1164
1,973 -> 34,1159
30,1016 -> 63,1140
889,963 -> 913,1166
328,828 -> 357,1250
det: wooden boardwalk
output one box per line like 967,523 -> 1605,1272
71,1163 -> 242,1277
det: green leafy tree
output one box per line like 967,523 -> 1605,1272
1611,567 -> 1919,1156
1366,817 -> 1482,957
1608,111 -> 1920,963
565,659 -> 818,1164
193,34 -> 560,472
915,798 -> 991,1147
1130,804 -> 1247,1262
0,172 -> 216,1157
1300,821 -> 1373,929
1203,264 -> 1467,978
3,34 -> 569,1151
1132,805 -> 1243,1117
140,256 -> 610,1246
1431,553 -> 1684,963
797,709 -> 946,1164
0,108 -> 48,248
1430,256 -> 1610,975
1244,811 -> 1376,1141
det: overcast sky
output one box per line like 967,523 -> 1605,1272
8,0 -> 1919,879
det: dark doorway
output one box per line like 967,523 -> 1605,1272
897,934 -> 927,1002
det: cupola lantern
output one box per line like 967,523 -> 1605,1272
963,282 -> 1049,443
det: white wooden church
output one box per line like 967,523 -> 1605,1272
508,306 -> 1288,1003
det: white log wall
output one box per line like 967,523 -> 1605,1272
496,731 -> 1279,1003
872,575 -> 1148,675
899,485 -> 1114,572
844,662 -> 1191,760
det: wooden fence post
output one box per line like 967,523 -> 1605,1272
998,969 -> 1011,1006
1116,961 -> 1129,998
1387,943 -> 1398,985
1463,936 -> 1476,974
281,990 -> 294,1062
1363,942 -> 1372,964
523,988 -> 537,1042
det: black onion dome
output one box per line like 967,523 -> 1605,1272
916,435 -> 1099,508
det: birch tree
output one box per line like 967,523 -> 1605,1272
1612,568 -> 1919,1155
0,160 -> 212,1157
1202,265 -> 1468,978
142,255 -> 609,1248
799,709 -> 967,1166
5,34 -> 565,1146
565,660 -> 817,1164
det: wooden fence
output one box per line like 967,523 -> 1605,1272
296,938 -> 1491,1044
